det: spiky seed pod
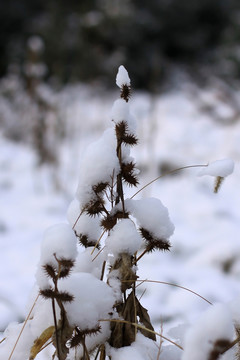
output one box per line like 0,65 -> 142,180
214,176 -> 224,193
40,288 -> 74,302
121,161 -> 139,187
140,228 -> 171,252
43,264 -> 56,280
70,326 -> 101,348
54,291 -> 74,303
101,215 -> 117,231
70,331 -> 83,348
92,182 -> 109,194
85,198 -> 105,216
120,84 -> 131,102
115,121 -> 138,146
115,121 -> 127,140
78,234 -> 100,249
59,267 -> 72,279
101,211 -> 129,231
58,259 -> 75,269
40,288 -> 56,300
122,133 -> 138,146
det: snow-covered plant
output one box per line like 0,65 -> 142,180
0,66 -> 238,360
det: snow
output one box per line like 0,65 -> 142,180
39,223 -> 77,266
67,199 -> 101,240
108,333 -> 158,360
35,223 -> 77,289
76,127 -> 120,207
58,273 -> 115,330
112,99 -> 130,123
73,247 -> 105,278
112,99 -> 137,134
182,303 -> 235,360
116,65 -> 131,88
198,158 -> 234,177
1,76 -> 240,359
105,218 -> 142,258
125,198 -> 175,240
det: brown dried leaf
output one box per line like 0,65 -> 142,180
29,326 -> 55,360
135,296 -> 156,341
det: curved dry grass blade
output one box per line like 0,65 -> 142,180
131,164 -> 208,199
123,279 -> 212,305
100,318 -> 183,350
8,294 -> 40,360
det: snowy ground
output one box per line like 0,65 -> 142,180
0,80 -> 240,358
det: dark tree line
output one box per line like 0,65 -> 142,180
1,0 -> 240,89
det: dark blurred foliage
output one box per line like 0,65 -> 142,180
1,0 -> 240,90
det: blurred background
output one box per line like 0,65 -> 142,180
2,0 -> 240,89
1,1 -> 240,355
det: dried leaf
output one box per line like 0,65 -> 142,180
135,296 -> 156,341
214,176 -> 224,193
109,292 -> 136,348
29,326 -> 55,360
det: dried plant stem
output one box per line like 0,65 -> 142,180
134,248 -> 148,263
100,318 -> 183,350
123,279 -> 213,305
131,164 -> 208,199
91,231 -> 106,255
8,294 -> 39,360
116,139 -> 125,213
216,334 -> 240,356
52,298 -> 61,360
92,245 -> 106,262
72,209 -> 84,231
0,338 -> 6,345
156,322 -> 164,360
100,260 -> 106,281
82,338 -> 90,360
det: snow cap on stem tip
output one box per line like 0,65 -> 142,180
116,65 -> 131,88
116,65 -> 131,102
198,158 -> 234,177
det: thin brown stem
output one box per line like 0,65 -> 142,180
100,260 -> 106,281
134,248 -> 148,263
8,294 -> 39,360
131,164 -> 208,199
72,209 -> 84,231
52,298 -> 61,360
220,335 -> 240,355
91,231 -> 106,255
122,279 -> 213,305
0,338 -> 6,344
